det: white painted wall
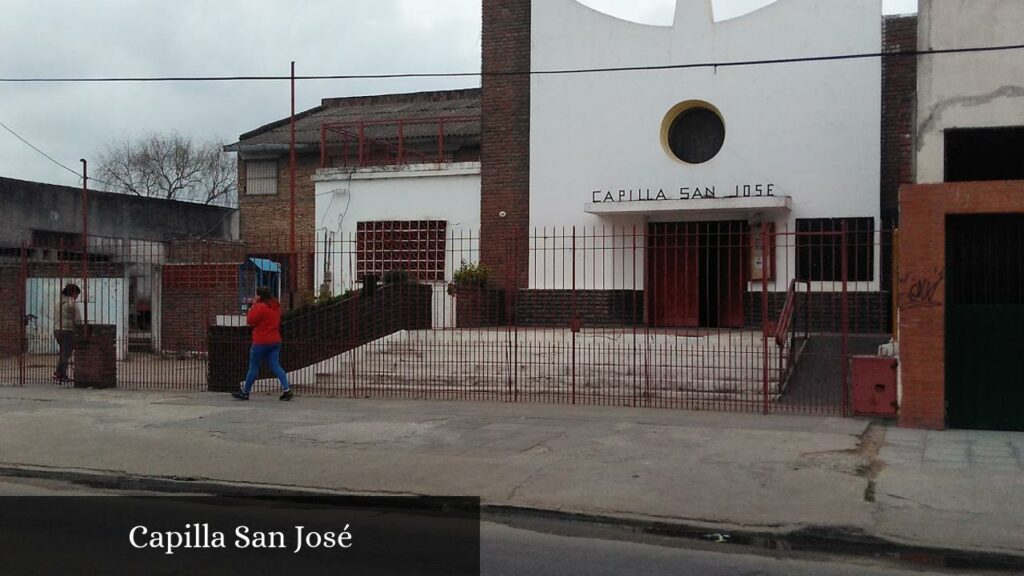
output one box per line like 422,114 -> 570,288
314,163 -> 481,327
25,278 -> 129,361
531,0 -> 883,290
916,0 -> 1024,183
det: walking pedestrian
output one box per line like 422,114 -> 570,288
232,286 -> 293,401
52,283 -> 81,383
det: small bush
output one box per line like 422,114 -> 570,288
452,260 -> 491,288
281,291 -> 357,323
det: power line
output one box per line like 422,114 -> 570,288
0,118 -> 123,190
0,119 -> 83,179
1,44 -> 1023,83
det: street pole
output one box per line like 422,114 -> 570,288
80,159 -> 89,334
289,61 -> 297,309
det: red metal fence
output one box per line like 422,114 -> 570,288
0,224 -> 895,416
319,116 -> 480,168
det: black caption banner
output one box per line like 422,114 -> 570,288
0,496 -> 480,575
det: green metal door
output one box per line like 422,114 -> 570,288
946,215 -> 1024,431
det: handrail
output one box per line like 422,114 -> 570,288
323,125 -> 434,166
774,279 -> 809,347
319,115 -> 480,168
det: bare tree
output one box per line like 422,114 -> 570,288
97,133 -> 237,206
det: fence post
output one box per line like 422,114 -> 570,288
571,226 -> 577,405
80,159 -> 89,337
762,225 -> 770,414
841,221 -> 850,417
805,280 -> 811,341
18,241 -> 27,386
632,225 -> 639,407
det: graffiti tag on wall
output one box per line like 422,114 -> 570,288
900,268 -> 945,310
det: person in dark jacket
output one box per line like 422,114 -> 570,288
232,286 -> 293,401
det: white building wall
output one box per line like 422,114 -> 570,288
314,163 -> 481,327
916,0 -> 1024,183
531,0 -> 882,290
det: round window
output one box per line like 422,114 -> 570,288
664,103 -> 725,164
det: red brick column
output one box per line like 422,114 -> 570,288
481,0 -> 531,291
898,181 -> 1024,429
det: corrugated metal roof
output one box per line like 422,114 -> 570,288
228,89 -> 480,151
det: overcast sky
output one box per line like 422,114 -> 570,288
0,0 -> 917,191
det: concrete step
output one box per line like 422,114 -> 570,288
311,373 -> 784,399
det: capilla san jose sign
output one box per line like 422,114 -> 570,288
592,183 -> 776,203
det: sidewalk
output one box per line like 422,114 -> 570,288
0,385 -> 1021,556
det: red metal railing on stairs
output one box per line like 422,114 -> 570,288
774,278 -> 810,393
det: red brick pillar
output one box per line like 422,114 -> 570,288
481,0 -> 532,292
73,325 -> 116,389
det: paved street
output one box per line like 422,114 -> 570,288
0,477 -> 974,575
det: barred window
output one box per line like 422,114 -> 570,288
246,160 -> 278,195
796,218 -> 875,282
356,221 -> 447,282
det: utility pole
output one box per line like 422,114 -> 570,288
80,159 -> 90,332
289,61 -> 297,309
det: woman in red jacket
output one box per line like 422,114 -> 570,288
232,286 -> 293,401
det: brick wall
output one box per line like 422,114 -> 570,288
238,154 -> 319,305
0,266 -> 23,355
161,240 -> 247,353
881,15 -> 918,229
516,290 -> 644,327
481,0 -> 531,290
161,263 -> 239,353
899,181 -> 1024,430
239,154 -> 318,245
320,88 -> 480,109
881,15 -> 918,295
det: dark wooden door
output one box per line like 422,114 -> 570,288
718,221 -> 747,328
946,214 -> 1024,431
649,222 -> 699,327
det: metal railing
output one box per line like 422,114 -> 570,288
774,278 -> 811,395
0,225 -> 895,417
319,116 -> 479,168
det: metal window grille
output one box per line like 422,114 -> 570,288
246,160 -> 278,196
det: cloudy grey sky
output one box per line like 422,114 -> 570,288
1,0 -> 916,191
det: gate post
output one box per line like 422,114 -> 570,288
571,226 -> 577,405
18,241 -> 27,386
841,221 -> 850,417
762,225 -> 770,414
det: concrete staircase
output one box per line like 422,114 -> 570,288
302,329 -> 790,403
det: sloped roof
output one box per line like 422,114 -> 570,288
226,88 -> 480,153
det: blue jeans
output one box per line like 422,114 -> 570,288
242,343 -> 291,394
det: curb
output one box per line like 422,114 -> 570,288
2,464 -> 1023,572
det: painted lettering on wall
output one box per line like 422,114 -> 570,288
900,268 -> 945,310
592,184 -> 775,203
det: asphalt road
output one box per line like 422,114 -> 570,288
0,478 -> 987,576
481,522 -> 961,576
